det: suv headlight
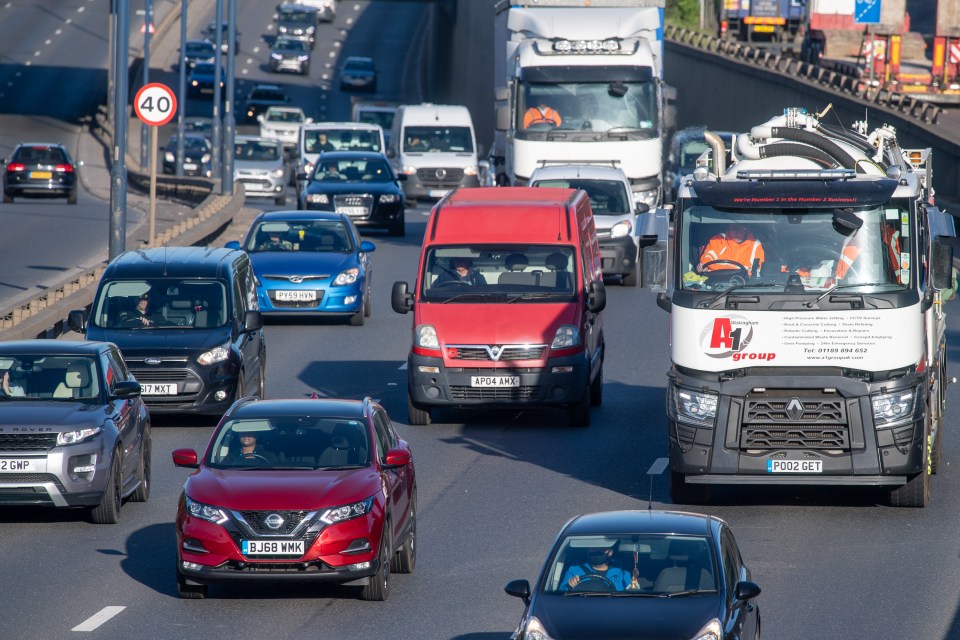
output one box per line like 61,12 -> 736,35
415,324 -> 439,349
320,496 -> 374,524
185,496 -> 229,525
610,220 -> 632,238
197,344 -> 230,366
523,616 -> 555,640
551,325 -> 580,349
668,385 -> 718,428
270,52 -> 282,60
333,268 -> 359,286
379,193 -> 399,203
872,387 -> 921,428
632,187 -> 658,208
57,427 -> 102,445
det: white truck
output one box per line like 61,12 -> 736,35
492,0 -> 671,209
654,107 -> 956,507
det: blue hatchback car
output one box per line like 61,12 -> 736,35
226,211 -> 375,325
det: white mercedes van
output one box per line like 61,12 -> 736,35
388,104 -> 480,201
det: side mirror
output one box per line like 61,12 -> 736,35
932,236 -> 957,290
77,160 -> 85,167
172,448 -> 200,469
635,202 -> 650,214
494,85 -> 510,102
387,148 -> 396,158
112,380 -> 141,399
257,114 -> 265,123
587,280 -> 606,313
305,117 -> 314,124
396,172 -> 407,181
243,309 -> 263,332
495,105 -> 510,132
656,292 -> 672,312
360,240 -> 376,253
225,240 -> 241,250
734,581 -> 761,601
504,579 -> 531,605
296,170 -> 308,180
391,281 -> 414,314
67,309 -> 87,334
384,447 -> 411,467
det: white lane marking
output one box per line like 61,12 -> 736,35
33,50 -> 40,57
65,18 -> 72,24
398,362 -> 407,370
352,3 -> 361,10
328,51 -> 335,58
321,73 -> 329,80
345,17 -> 354,25
647,458 -> 669,475
4,3 -> 11,10
387,382 -> 397,386
44,39 -> 51,45
76,5 -> 84,12
333,41 -> 340,48
71,606 -> 125,632
55,28 -> 62,35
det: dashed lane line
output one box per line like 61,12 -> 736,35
71,606 -> 125,632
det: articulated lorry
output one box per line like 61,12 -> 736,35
654,107 -> 956,507
492,0 -> 670,209
719,0 -> 806,49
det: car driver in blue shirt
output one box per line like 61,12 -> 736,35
561,546 -> 643,591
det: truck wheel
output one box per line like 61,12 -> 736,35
621,268 -> 638,287
570,386 -> 591,427
408,394 -> 432,425
589,364 -> 603,407
930,421 -> 943,475
887,469 -> 930,508
669,471 -> 711,506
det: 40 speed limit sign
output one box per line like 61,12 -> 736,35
134,82 -> 177,126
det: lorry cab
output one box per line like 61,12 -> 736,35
391,187 -> 606,426
388,104 -> 480,201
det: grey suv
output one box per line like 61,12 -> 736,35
0,340 -> 150,524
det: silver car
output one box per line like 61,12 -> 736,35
233,136 -> 288,205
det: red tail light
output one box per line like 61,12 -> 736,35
54,164 -> 74,173
6,163 -> 25,172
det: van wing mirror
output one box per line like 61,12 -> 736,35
391,281 -> 414,314
494,85 -> 510,102
587,280 -> 606,313
67,309 -> 87,334
495,105 -> 510,132
243,310 -> 264,332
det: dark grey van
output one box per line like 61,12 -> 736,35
69,247 -> 265,416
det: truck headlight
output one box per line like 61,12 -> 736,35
401,166 -> 417,175
333,268 -> 359,286
610,220 -> 632,238
632,187 -> 658,208
872,388 -> 921,428
668,385 -> 718,428
271,168 -> 285,178
57,427 -> 102,445
551,325 -> 580,349
415,324 -> 439,349
197,345 -> 230,366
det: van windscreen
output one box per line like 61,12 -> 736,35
403,126 -> 473,153
421,246 -> 576,302
91,279 -> 229,330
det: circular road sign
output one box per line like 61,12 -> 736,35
134,82 -> 177,127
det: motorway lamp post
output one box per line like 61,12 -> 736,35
176,0 -> 187,178
139,0 -> 153,171
109,0 -> 129,261
221,0 -> 236,193
212,0 -> 223,189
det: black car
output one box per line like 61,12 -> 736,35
339,56 -> 377,92
298,151 -> 406,236
0,340 -> 150,524
275,3 -> 318,48
202,21 -> 240,54
188,62 -> 226,98
3,142 -> 81,204
68,247 -> 266,416
243,83 -> 290,123
505,510 -> 761,640
269,36 -> 311,74
162,134 -> 212,177
182,39 -> 217,69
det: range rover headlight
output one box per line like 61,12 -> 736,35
668,385 -> 718,428
197,344 -> 230,366
57,427 -> 102,445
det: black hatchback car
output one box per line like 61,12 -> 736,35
162,134 -> 212,178
3,142 -> 81,204
298,151 -> 406,236
505,510 -> 761,640
243,83 -> 290,123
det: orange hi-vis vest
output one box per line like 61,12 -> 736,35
699,233 -> 765,274
835,226 -> 901,280
523,106 -> 561,128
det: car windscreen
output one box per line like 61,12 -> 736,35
402,126 -> 473,153
170,137 -> 209,152
247,219 -> 354,253
192,63 -> 217,75
311,158 -> 393,182
357,110 -> 394,131
344,58 -> 374,71
533,178 -> 631,215
185,42 -> 214,55
265,109 -> 304,123
234,140 -> 280,161
304,129 -> 381,152
251,89 -> 285,102
0,355 -> 101,402
91,279 -> 229,329
420,245 -> 577,302
206,416 -> 370,469
278,7 -> 316,22
541,534 -> 718,595
274,38 -> 308,52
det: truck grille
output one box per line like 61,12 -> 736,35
0,434 -> 58,451
450,345 -> 546,361
450,385 -> 539,401
741,393 -> 848,450
417,167 -> 463,189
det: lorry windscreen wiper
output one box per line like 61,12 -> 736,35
807,282 -> 889,306
702,282 -> 783,307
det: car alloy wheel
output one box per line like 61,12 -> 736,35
90,450 -> 122,524
361,527 -> 391,601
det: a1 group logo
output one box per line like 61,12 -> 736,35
700,315 -> 755,359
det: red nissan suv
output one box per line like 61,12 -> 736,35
172,396 -> 416,600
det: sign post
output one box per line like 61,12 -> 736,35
133,82 -> 177,247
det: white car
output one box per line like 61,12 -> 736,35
295,0 -> 336,22
258,106 -> 312,151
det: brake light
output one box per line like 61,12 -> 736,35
6,163 -> 25,172
54,164 -> 74,173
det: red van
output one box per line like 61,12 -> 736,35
391,187 -> 606,426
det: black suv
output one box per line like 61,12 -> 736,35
275,3 -> 318,48
69,247 -> 266,416
243,83 -> 290,123
0,340 -> 150,524
2,142 -> 80,204
269,36 -> 311,75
